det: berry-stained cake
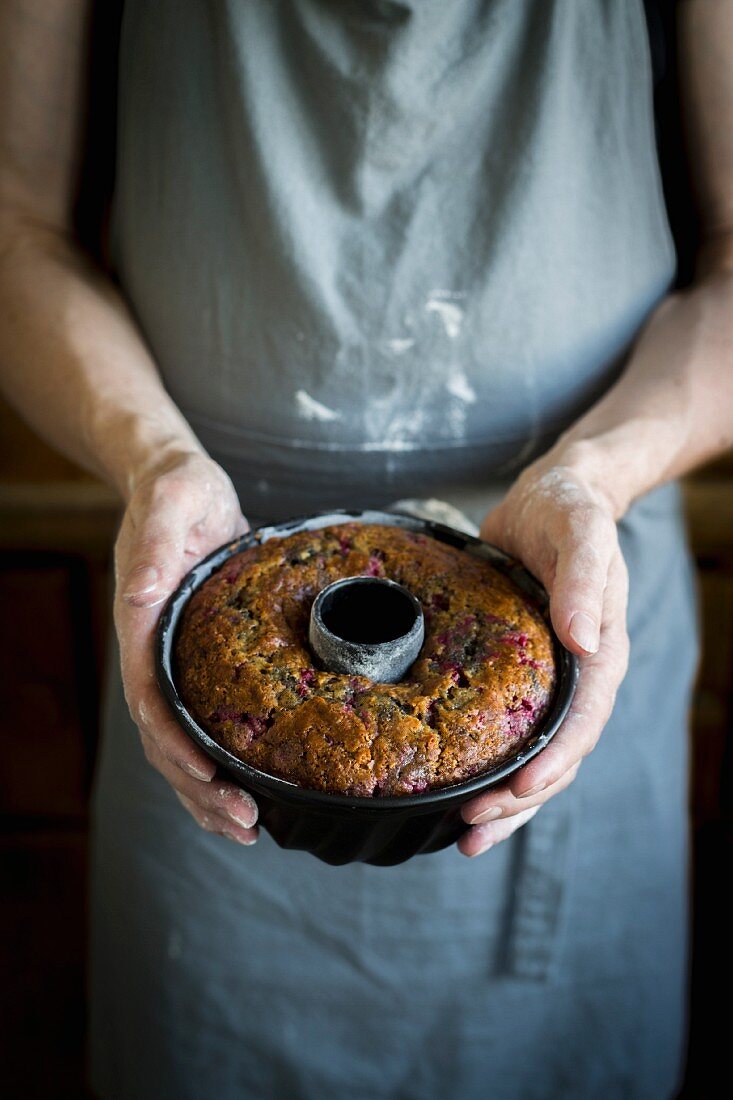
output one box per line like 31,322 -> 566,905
174,523 -> 557,797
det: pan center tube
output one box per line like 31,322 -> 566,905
308,576 -> 425,683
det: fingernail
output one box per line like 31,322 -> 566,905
183,760 -> 214,781
569,611 -> 599,654
230,799 -> 257,829
517,780 -> 547,799
123,565 -> 160,602
223,831 -> 257,846
469,842 -> 494,858
469,805 -> 503,825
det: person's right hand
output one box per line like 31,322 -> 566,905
113,451 -> 260,845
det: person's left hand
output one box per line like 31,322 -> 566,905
457,456 -> 630,856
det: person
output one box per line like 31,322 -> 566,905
1,1 -> 732,1096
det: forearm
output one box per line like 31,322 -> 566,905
551,0 -> 733,519
546,256 -> 733,519
0,216 -> 204,501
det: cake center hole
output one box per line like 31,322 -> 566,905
319,579 -> 418,645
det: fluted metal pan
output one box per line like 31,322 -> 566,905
155,510 -> 579,866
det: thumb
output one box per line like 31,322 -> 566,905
479,476 -> 617,657
118,522 -> 188,609
548,517 -> 616,656
121,560 -> 177,609
116,476 -> 248,609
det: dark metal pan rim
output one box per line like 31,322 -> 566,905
155,509 -> 579,812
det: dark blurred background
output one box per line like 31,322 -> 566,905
1,2 -> 731,1096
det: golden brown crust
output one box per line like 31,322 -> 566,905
174,523 -> 557,796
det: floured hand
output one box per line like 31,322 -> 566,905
458,461 -> 630,856
114,452 -> 260,846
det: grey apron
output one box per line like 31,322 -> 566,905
90,2 -> 698,1097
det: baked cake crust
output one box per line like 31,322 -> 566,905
174,523 -> 557,796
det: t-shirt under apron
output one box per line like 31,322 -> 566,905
89,3 -> 697,1098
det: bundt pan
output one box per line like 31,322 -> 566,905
155,510 -> 579,867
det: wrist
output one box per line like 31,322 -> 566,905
542,436 -> 635,521
88,407 -> 207,503
123,442 -> 211,502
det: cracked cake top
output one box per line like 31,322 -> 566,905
174,522 -> 557,797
